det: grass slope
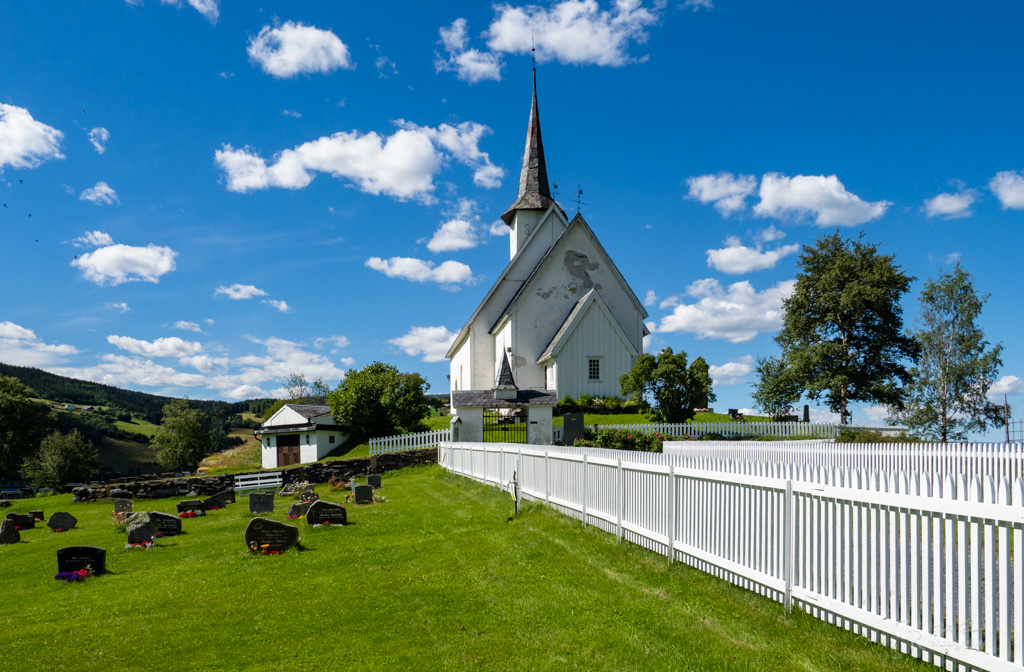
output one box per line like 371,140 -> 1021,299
1,466 -> 926,672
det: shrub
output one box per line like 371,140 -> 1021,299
558,394 -> 576,407
572,428 -> 676,452
602,396 -> 622,410
835,428 -> 921,444
577,393 -> 594,407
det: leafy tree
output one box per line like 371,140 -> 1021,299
327,362 -> 431,439
284,372 -> 331,405
751,355 -> 802,420
619,348 -> 716,423
776,231 -> 919,424
152,399 -> 215,470
890,263 -> 1004,442
0,376 -> 53,478
21,429 -> 101,488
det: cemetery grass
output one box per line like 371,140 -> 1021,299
0,467 -> 929,672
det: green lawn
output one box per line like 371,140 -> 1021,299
552,411 -> 771,426
1,465 -> 927,671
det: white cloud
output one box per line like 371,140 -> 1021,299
217,120 -> 502,200
435,19 -> 504,84
652,278 -> 796,343
659,295 -> 681,309
339,357 -> 356,368
489,219 -> 510,236
709,355 -> 754,386
808,408 -> 840,423
706,235 -> 799,274
282,109 -> 302,118
263,299 -> 292,313
427,217 -> 478,253
989,375 -> 1024,399
88,127 -> 110,154
107,302 -> 130,313
248,22 -> 352,78
758,225 -> 785,243
365,256 -> 474,287
56,353 -> 209,390
0,321 -> 78,367
107,335 -> 203,359
683,0 -> 713,10
79,181 -> 120,205
0,103 -> 64,170
754,173 -> 891,226
923,189 -> 976,219
862,405 -> 891,424
73,230 -> 114,248
314,335 -> 350,353
214,283 -> 267,300
686,172 -> 757,216
71,242 -> 177,285
127,0 -> 219,24
387,326 -> 458,362
643,289 -> 658,307
486,0 -> 660,67
990,170 -> 1024,210
173,320 -> 202,332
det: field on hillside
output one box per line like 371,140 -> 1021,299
0,465 -> 927,672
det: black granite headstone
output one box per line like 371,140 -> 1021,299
366,474 -> 382,489
300,491 -> 319,504
57,546 -> 106,574
354,484 -> 373,504
177,499 -> 205,514
305,500 -> 347,526
5,512 -> 34,529
47,512 -> 78,531
29,510 -> 43,521
287,502 -> 310,518
149,512 -> 182,536
244,517 -> 299,553
249,493 -> 274,514
563,412 -> 585,445
202,491 -> 231,510
0,519 -> 19,545
114,499 -> 133,514
126,512 -> 157,544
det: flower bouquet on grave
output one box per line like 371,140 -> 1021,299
126,539 -> 156,549
54,566 -> 93,582
249,542 -> 280,556
206,506 -> 222,511
53,527 -> 67,533
286,514 -> 306,520
178,510 -> 204,518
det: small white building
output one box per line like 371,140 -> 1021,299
254,404 -> 347,469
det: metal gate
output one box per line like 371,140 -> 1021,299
483,408 -> 527,443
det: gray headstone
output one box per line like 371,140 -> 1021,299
5,512 -> 34,529
563,412 -> 585,445
114,499 -> 133,514
287,502 -> 310,518
177,499 -> 204,514
29,510 -> 43,521
149,512 -> 182,536
305,500 -> 347,526
300,490 -> 319,504
366,474 -> 381,489
244,517 -> 299,553
126,512 -> 157,544
354,484 -> 373,505
57,546 -> 106,574
47,512 -> 78,532
202,491 -> 231,510
0,519 -> 19,545
249,493 -> 274,514
0,500 -> 10,508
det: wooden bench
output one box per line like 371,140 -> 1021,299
233,472 -> 283,494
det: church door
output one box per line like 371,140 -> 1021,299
276,434 -> 301,466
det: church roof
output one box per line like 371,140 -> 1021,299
496,351 -> 517,388
501,69 -> 561,225
451,389 -> 558,408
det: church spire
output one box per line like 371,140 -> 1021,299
501,69 -> 558,225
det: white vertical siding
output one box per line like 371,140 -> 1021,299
555,301 -> 633,399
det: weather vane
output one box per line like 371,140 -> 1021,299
574,185 -> 587,213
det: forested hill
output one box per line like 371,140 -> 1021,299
0,362 -> 275,422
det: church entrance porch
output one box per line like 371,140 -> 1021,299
483,408 -> 527,443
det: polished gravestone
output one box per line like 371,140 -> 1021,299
57,546 -> 106,574
47,512 -> 78,532
249,493 -> 274,514
149,511 -> 182,536
367,474 -> 382,489
354,484 -> 373,504
126,512 -> 157,545
202,491 -> 232,510
287,502 -> 311,518
177,499 -> 205,514
29,509 -> 43,521
299,490 -> 319,504
245,517 -> 299,553
305,500 -> 347,526
0,519 -> 19,545
5,512 -> 34,529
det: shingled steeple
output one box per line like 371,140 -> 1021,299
501,69 -> 558,225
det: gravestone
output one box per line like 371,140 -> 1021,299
244,517 -> 298,553
367,474 -> 382,489
287,502 -> 310,518
0,500 -> 10,508
47,512 -> 78,532
203,491 -> 232,510
126,512 -> 157,545
563,412 -> 585,445
0,519 -> 19,545
300,491 -> 319,504
114,499 -> 133,514
249,493 -> 274,514
177,499 -> 205,514
57,546 -> 106,574
30,510 -> 44,521
354,484 -> 373,505
6,512 -> 34,529
149,512 -> 182,536
305,500 -> 347,526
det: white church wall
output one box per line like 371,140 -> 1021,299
450,335 -> 473,393
554,303 -> 636,400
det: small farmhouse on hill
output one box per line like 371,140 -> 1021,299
254,404 -> 346,469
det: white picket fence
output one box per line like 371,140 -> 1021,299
439,440 -> 1024,672
553,421 -> 842,442
368,428 -> 450,455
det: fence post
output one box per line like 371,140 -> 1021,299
784,479 -> 793,615
668,465 -> 676,562
617,458 -> 623,543
545,450 -> 551,506
582,454 -> 589,527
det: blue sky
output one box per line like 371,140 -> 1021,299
1,1 -> 1021,438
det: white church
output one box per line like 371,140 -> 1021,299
447,71 -> 649,422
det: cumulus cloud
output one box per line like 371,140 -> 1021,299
56,353 -> 209,390
754,173 -> 891,226
435,18 -> 503,83
989,375 -> 1024,399
73,230 -> 114,248
88,127 -> 110,154
173,320 -> 202,332
709,355 -> 754,386
643,289 -> 658,307
216,120 -> 501,200
923,189 -> 976,219
706,235 -> 799,274
0,321 -> 78,367
365,256 -> 474,287
686,172 -> 757,216
107,335 -> 203,359
426,199 -> 483,252
107,302 -> 130,313
387,326 -> 458,362
652,278 -> 796,343
79,181 -> 120,205
0,103 -> 64,170
248,22 -> 352,78
990,170 -> 1024,210
214,284 -> 267,300
71,241 -> 177,286
263,299 -> 292,313
489,219 -> 510,236
314,335 -> 350,353
282,109 -> 302,119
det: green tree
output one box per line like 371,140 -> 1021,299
890,263 -> 1004,442
284,372 -> 331,405
327,362 -> 431,439
751,355 -> 802,420
776,231 -> 919,424
152,399 -> 215,470
21,429 -> 101,488
0,376 -> 53,478
619,348 -> 716,423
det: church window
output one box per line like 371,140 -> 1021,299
588,358 -> 601,381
